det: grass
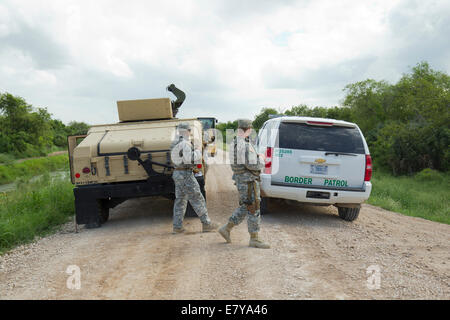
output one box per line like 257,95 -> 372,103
0,154 -> 69,185
0,173 -> 75,254
0,146 -> 67,164
0,153 -> 15,165
367,168 -> 450,224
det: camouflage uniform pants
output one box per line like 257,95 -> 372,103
172,170 -> 211,229
229,179 -> 261,233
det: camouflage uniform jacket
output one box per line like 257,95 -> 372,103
230,136 -> 264,182
170,136 -> 202,169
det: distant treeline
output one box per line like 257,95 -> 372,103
0,93 -> 89,159
218,62 -> 450,175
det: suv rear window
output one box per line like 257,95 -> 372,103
278,122 -> 365,154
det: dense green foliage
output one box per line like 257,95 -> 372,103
0,92 -> 89,158
216,120 -> 238,141
0,154 -> 69,184
252,108 -> 278,130
0,174 -> 75,254
368,169 -> 449,224
342,62 -> 449,174
249,62 -> 450,175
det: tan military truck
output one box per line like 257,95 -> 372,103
68,85 -> 216,228
198,117 -> 218,157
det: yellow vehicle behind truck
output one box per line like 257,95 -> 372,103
68,84 -> 216,228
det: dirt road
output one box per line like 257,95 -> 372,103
0,151 -> 449,299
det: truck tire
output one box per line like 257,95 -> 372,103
98,199 -> 110,224
338,207 -> 360,221
186,188 -> 207,217
260,197 -> 269,215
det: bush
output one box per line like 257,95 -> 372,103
1,92 -> 90,154
414,168 -> 444,182
0,153 -> 15,165
371,121 -> 449,175
343,62 -> 450,175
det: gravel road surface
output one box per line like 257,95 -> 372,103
1,150 -> 449,299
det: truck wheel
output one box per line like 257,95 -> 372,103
98,199 -> 110,224
338,207 -> 360,221
260,197 -> 269,215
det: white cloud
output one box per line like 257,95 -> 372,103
0,0 -> 449,124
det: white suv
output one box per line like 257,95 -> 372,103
256,116 -> 372,221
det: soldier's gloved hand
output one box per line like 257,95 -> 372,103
258,153 -> 266,161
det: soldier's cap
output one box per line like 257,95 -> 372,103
237,119 -> 253,130
178,123 -> 191,131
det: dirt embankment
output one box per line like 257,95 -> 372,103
0,150 -> 449,299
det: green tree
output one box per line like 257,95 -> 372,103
343,62 -> 450,174
216,120 -> 238,141
50,119 -> 69,147
252,108 -> 278,130
0,92 -> 91,156
284,104 -> 310,116
66,121 -> 90,136
0,93 -> 53,156
342,79 -> 391,135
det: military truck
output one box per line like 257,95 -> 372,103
68,84 -> 216,228
198,117 -> 218,157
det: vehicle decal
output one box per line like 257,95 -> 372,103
75,181 -> 97,185
274,148 -> 293,158
323,179 -> 348,187
284,176 -> 313,185
284,176 -> 348,187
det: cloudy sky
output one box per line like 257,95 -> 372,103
0,0 -> 449,124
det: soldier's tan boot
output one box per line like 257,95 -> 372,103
202,221 -> 219,232
172,226 -> 185,234
218,222 -> 235,243
249,232 -> 270,249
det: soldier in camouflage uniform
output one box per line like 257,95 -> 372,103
218,119 -> 270,249
170,123 -> 219,233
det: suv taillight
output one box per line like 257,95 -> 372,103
365,154 -> 372,181
264,147 -> 273,174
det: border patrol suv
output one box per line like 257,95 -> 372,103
256,116 -> 372,221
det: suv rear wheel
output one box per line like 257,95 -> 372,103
260,197 -> 269,215
338,207 -> 360,221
